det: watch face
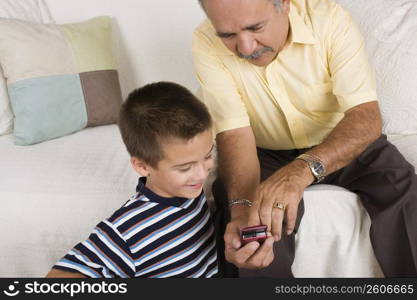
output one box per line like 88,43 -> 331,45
312,161 -> 325,175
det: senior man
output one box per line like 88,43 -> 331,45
192,0 -> 417,278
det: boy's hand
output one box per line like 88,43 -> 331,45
223,205 -> 275,269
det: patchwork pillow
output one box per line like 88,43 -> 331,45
0,0 -> 54,136
0,16 -> 122,145
0,66 -> 12,135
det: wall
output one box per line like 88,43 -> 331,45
45,0 -> 206,98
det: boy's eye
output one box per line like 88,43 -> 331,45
178,166 -> 191,172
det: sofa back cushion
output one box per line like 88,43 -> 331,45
335,0 -> 417,135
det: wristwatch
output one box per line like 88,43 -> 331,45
296,153 -> 326,183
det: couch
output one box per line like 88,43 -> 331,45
1,0 -> 416,277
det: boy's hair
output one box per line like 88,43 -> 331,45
118,81 -> 212,168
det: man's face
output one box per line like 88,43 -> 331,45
204,0 -> 290,66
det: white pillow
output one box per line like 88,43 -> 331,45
335,0 -> 417,135
0,0 -> 54,135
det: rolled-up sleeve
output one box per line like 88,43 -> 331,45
192,29 -> 250,135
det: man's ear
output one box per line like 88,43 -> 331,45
130,157 -> 151,177
280,0 -> 290,14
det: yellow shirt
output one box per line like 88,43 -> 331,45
192,0 -> 377,150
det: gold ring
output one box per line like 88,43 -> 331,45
273,202 -> 286,211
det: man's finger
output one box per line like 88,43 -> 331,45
245,236 -> 274,268
224,231 -> 241,249
262,242 -> 275,268
226,242 -> 260,267
271,205 -> 285,241
258,195 -> 274,232
224,223 -> 243,249
285,203 -> 298,235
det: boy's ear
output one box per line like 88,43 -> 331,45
130,157 -> 151,177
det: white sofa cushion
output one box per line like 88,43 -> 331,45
294,185 -> 383,277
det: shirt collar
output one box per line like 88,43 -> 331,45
135,177 -> 202,208
288,5 -> 316,45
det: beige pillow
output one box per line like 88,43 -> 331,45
0,0 -> 54,135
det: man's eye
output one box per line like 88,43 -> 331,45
250,26 -> 263,32
178,167 -> 191,172
217,33 -> 235,39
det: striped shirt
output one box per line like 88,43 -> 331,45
53,178 -> 218,278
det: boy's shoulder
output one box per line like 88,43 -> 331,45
106,193 -> 159,226
102,190 -> 208,240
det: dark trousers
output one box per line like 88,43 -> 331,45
213,135 -> 417,278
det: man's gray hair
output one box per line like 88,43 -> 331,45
198,0 -> 282,11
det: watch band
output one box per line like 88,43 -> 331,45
228,199 -> 252,208
296,153 -> 326,183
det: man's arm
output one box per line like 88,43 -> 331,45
257,101 -> 383,240
217,126 -> 275,269
216,126 -> 259,214
308,101 -> 382,173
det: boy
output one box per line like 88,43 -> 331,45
46,82 -> 218,278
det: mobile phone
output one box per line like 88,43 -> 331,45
240,225 -> 268,245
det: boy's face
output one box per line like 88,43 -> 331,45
132,129 -> 215,199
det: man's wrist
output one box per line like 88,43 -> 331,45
229,202 -> 251,219
291,159 -> 315,186
228,199 -> 252,208
295,153 -> 327,184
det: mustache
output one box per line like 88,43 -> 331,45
238,46 -> 274,60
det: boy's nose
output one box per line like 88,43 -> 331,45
194,161 -> 212,181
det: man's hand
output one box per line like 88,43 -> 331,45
254,160 -> 314,241
224,206 -> 275,269
252,102 -> 382,241
215,126 -> 276,269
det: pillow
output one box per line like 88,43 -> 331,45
0,0 -> 54,136
0,66 -> 12,135
335,0 -> 417,135
0,16 -> 122,145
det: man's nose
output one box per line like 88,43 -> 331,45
236,33 -> 257,56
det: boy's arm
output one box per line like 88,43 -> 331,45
45,220 -> 135,278
46,268 -> 86,278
